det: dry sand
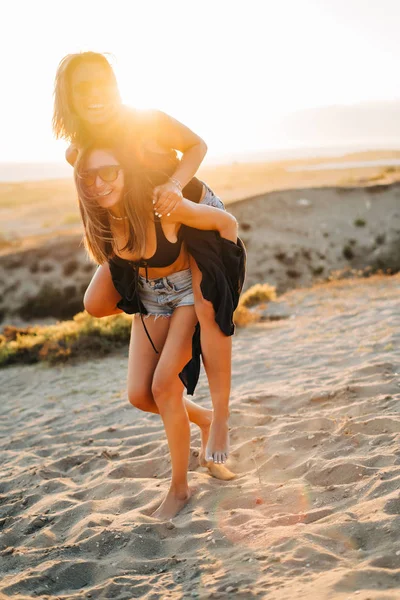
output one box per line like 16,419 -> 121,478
1,272 -> 400,599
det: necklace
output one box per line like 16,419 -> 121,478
108,212 -> 128,221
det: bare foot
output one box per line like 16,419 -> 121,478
199,419 -> 211,467
206,461 -> 236,480
205,417 -> 230,464
199,418 -> 235,479
151,486 -> 195,521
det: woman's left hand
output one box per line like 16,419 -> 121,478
152,180 -> 183,217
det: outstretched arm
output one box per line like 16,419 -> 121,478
143,109 -> 207,215
146,109 -> 207,189
165,198 -> 238,242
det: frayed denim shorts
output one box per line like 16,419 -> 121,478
138,268 -> 195,318
138,183 -> 226,319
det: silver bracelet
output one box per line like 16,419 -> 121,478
170,177 -> 183,191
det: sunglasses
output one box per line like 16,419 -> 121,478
79,165 -> 122,187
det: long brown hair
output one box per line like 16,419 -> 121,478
74,143 -> 156,265
52,51 -> 121,144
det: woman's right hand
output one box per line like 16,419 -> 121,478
152,179 -> 183,217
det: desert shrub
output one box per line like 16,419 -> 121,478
0,311 -> 132,367
286,269 -> 301,279
342,244 -> 354,260
64,285 -> 77,297
312,266 -> 324,276
239,283 -> 276,308
63,260 -> 78,276
41,263 -> 54,273
0,280 -> 281,365
18,282 -> 83,320
354,218 -> 366,227
83,263 -> 96,273
233,305 -> 258,327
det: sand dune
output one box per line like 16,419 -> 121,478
1,272 -> 399,599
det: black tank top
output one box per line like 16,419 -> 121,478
111,215 -> 183,271
137,216 -> 183,268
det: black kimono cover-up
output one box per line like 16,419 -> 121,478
109,227 -> 247,395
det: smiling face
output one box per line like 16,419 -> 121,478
70,60 -> 120,126
81,149 -> 125,210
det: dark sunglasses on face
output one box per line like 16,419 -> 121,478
79,165 -> 122,187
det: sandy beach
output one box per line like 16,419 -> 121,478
1,270 -> 400,599
1,152 -> 400,598
4,1 -> 400,595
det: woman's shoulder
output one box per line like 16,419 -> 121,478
122,106 -> 176,156
121,106 -> 163,133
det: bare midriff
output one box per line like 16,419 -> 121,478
110,219 -> 191,280
138,242 -> 190,279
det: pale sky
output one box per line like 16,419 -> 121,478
2,0 -> 400,163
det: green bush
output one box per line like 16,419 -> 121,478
354,218 -> 366,227
239,283 -> 276,308
0,311 -> 132,367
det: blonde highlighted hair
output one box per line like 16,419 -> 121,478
52,51 -> 120,143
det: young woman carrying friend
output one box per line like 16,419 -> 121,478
53,51 -> 245,467
73,141 -> 242,520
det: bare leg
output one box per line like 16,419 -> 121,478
150,305 -> 200,520
190,255 -> 232,465
84,263 -> 123,317
84,266 -> 234,477
127,313 -> 213,446
127,313 -> 235,481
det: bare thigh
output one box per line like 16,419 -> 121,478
189,255 -> 217,324
151,306 -> 199,402
189,255 -> 204,302
84,263 -> 122,317
127,314 -> 171,406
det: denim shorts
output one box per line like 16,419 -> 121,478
138,184 -> 225,318
199,181 -> 226,211
138,268 -> 195,318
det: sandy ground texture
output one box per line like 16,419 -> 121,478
1,272 -> 399,599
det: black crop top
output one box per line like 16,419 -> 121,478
111,215 -> 183,275
108,215 -> 185,351
142,217 -> 183,267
